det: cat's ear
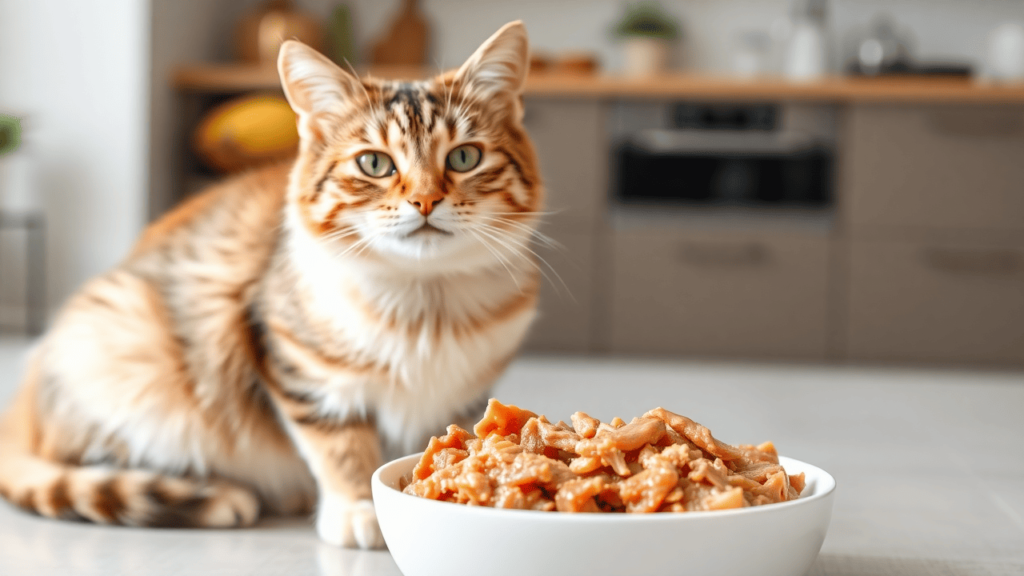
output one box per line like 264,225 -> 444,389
278,40 -> 361,139
454,21 -> 529,115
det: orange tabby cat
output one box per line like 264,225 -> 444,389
0,21 -> 542,548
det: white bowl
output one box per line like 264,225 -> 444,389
372,453 -> 835,576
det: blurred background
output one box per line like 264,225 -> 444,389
1,0 -> 1023,368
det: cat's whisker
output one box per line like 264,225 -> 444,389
468,222 -> 569,297
473,224 -> 575,301
470,214 -> 551,245
473,228 -> 558,297
488,210 -> 562,218
473,215 -> 564,252
321,229 -> 364,244
352,235 -> 379,260
333,232 -> 378,261
466,229 -> 524,292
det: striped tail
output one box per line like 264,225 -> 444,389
0,453 -> 261,528
0,362 -> 260,528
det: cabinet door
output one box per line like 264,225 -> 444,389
842,105 -> 1024,234
846,238 -> 1024,367
522,99 -> 607,232
522,231 -> 596,353
608,229 -> 831,360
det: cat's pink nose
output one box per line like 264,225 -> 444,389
409,190 -> 444,216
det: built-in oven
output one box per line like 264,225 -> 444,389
612,103 -> 834,209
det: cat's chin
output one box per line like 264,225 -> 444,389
372,231 -> 475,262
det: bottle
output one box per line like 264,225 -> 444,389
987,22 -> 1024,83
783,0 -> 828,81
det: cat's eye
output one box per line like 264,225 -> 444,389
356,152 -> 395,178
447,145 -> 482,173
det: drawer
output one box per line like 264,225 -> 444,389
607,229 -> 830,359
846,238 -> 1024,366
522,99 -> 607,232
522,230 -> 596,353
842,105 -> 1024,233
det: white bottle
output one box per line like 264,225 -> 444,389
782,0 -> 828,82
987,22 -> 1024,83
784,20 -> 826,81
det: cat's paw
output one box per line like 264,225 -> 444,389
316,495 -> 385,549
201,482 -> 261,528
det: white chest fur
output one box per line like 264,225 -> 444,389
283,224 -> 537,454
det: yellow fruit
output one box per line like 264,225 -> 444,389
194,93 -> 299,173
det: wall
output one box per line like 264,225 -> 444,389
0,0 -> 150,321
3,0 -> 1018,328
333,0 -> 1023,74
151,0 -> 1024,224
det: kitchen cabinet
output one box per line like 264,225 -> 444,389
521,98 -> 608,232
607,227 -> 831,360
838,103 -> 1024,366
520,99 -> 607,353
845,237 -> 1024,367
843,105 -> 1024,234
522,231 -> 597,353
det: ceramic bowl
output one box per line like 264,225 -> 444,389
372,453 -> 835,576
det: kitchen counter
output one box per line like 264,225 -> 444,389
173,64 -> 1024,104
1,337 -> 1022,575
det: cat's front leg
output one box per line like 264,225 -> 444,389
305,421 -> 385,549
270,391 -> 385,548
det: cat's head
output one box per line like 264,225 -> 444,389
278,21 -> 542,273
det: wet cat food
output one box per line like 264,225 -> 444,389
402,400 -> 805,513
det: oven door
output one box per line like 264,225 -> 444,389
615,129 -> 833,207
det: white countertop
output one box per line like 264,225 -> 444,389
1,338 -> 1022,576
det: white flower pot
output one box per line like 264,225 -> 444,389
622,37 -> 671,77
0,151 -> 37,214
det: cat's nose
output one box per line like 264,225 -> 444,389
408,190 -> 444,216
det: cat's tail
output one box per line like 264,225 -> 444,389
0,355 -> 260,528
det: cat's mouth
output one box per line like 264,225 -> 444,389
405,223 -> 454,238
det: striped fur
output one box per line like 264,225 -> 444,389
0,22 -> 541,549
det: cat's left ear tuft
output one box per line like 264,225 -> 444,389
455,21 -> 530,110
278,40 -> 361,118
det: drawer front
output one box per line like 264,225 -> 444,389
522,99 -> 607,232
846,239 -> 1024,366
522,231 -> 596,353
608,229 -> 830,359
842,105 -> 1024,233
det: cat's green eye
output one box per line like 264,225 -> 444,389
446,145 -> 482,173
356,152 -> 395,178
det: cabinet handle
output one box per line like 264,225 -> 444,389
678,242 -> 768,268
921,247 -> 1024,276
926,108 -> 1024,138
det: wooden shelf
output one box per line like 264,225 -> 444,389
174,63 -> 1024,104
172,64 -> 432,93
525,73 -> 1024,104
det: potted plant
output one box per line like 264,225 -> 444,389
0,115 -> 20,156
0,114 -> 28,213
613,1 -> 681,77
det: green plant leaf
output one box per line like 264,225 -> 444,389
613,1 -> 681,40
0,115 -> 22,156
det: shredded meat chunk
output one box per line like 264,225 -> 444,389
571,412 -> 600,439
521,416 -> 581,455
403,400 -> 805,513
473,399 -> 538,439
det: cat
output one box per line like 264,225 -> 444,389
0,21 -> 542,549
